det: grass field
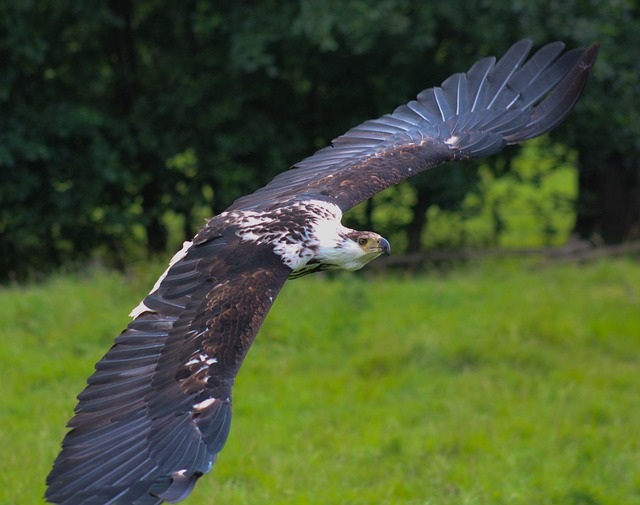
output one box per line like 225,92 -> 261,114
1,258 -> 639,504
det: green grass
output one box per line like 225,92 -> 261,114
1,258 -> 639,504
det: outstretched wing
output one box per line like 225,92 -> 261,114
229,40 -> 599,213
47,39 -> 598,505
46,223 -> 291,505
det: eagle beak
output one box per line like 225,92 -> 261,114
378,237 -> 391,256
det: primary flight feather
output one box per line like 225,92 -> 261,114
46,39 -> 599,504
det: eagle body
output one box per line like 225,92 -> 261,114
213,200 -> 366,274
191,199 -> 388,278
47,40 -> 599,505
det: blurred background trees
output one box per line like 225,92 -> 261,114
1,0 -> 638,280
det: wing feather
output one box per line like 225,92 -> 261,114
440,73 -> 468,115
466,56 -> 496,112
507,47 -> 598,141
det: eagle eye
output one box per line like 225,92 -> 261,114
357,237 -> 368,246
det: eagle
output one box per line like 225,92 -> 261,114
46,39 -> 598,504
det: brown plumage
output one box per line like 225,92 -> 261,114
46,40 -> 598,505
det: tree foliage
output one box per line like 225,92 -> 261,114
1,0 -> 638,280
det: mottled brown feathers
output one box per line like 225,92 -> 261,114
46,40 -> 598,505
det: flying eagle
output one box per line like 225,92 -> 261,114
46,39 -> 598,504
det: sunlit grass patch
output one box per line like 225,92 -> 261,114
1,258 -> 638,504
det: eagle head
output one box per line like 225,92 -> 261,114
352,231 -> 391,258
330,230 -> 390,271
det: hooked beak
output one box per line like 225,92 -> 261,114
377,237 -> 391,256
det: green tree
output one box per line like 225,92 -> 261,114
1,0 -> 637,280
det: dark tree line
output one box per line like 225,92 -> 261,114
1,1 -> 638,280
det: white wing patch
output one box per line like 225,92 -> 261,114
444,135 -> 460,147
129,240 -> 193,318
185,354 -> 218,367
128,301 -> 152,320
193,398 -> 217,411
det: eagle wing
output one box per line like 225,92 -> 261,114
46,224 -> 291,505
47,39 -> 599,505
228,39 -> 599,214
